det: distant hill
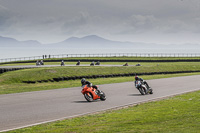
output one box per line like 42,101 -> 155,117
0,36 -> 41,47
47,35 -> 127,48
1,35 -> 200,49
47,35 -> 160,48
0,36 -> 20,46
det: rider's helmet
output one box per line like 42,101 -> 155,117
81,78 -> 86,84
135,76 -> 139,80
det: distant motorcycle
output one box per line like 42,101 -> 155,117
61,61 -> 65,66
95,61 -> 100,65
76,61 -> 80,66
90,61 -> 95,66
81,84 -> 106,102
135,80 -> 153,95
123,63 -> 128,66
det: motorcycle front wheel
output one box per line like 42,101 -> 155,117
100,91 -> 106,101
84,92 -> 93,102
138,87 -> 146,95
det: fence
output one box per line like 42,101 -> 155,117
1,53 -> 200,63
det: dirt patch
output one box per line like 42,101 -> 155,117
46,70 -> 57,73
0,79 -> 5,83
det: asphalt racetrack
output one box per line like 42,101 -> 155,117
0,64 -> 135,69
0,75 -> 200,132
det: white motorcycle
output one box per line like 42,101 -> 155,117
135,80 -> 153,95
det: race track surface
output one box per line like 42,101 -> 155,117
0,64 -> 135,68
0,75 -> 200,132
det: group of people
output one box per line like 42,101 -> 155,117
42,55 -> 51,59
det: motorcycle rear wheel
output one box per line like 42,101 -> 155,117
149,88 -> 153,94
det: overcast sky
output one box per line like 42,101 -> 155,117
0,0 -> 200,44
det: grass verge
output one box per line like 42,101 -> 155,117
1,62 -> 200,83
1,56 -> 200,66
0,61 -> 200,94
0,72 -> 200,94
1,61 -> 200,66
7,90 -> 200,133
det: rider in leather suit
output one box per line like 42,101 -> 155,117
81,78 -> 100,93
135,76 -> 150,89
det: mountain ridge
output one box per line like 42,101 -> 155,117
0,36 -> 41,47
0,35 -> 200,48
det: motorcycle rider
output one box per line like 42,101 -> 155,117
61,60 -> 65,66
81,78 -> 101,94
77,60 -> 80,65
135,75 -> 151,89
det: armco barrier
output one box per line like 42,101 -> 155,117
22,70 -> 200,84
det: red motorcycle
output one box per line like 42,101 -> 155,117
81,84 -> 106,102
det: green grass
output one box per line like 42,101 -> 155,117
1,61 -> 200,94
1,62 -> 200,83
1,57 -> 200,132
0,62 -> 142,66
0,61 -> 199,66
7,90 -> 200,133
0,62 -> 88,66
0,72 -> 200,95
30,56 -> 200,60
1,56 -> 200,66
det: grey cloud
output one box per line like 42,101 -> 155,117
0,0 -> 200,44
61,11 -> 113,36
0,5 -> 9,24
61,12 -> 90,35
0,4 -> 14,31
124,15 -> 158,33
194,18 -> 200,33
